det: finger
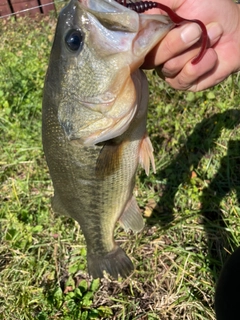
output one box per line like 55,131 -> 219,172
142,22 -> 202,69
164,48 -> 218,91
160,23 -> 223,77
143,22 -> 223,70
158,45 -> 203,78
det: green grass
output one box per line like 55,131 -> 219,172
1,7 -> 240,320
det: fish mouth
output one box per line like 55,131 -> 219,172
78,0 -> 174,58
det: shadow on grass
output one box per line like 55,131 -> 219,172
201,138 -> 240,266
146,108 -> 240,276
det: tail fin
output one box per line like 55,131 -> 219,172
87,246 -> 134,279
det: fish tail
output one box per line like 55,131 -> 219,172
87,247 -> 134,279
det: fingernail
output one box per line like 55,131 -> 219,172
181,23 -> 202,44
207,22 -> 223,42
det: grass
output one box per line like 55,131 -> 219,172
1,4 -> 240,320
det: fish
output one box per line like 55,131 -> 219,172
42,0 -> 176,279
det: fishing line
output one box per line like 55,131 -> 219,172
0,0 -> 65,19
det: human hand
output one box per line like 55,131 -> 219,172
143,0 -> 240,91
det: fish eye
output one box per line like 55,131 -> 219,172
65,29 -> 84,52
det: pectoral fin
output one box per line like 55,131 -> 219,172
139,134 -> 156,176
95,140 -> 124,178
119,197 -> 144,232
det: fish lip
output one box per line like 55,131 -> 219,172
78,0 -> 132,13
77,0 -> 139,33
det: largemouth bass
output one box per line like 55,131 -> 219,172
42,0 -> 174,279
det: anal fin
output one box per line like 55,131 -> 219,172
119,197 -> 144,232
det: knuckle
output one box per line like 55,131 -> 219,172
176,76 -> 192,90
165,74 -> 192,91
163,58 -> 181,75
